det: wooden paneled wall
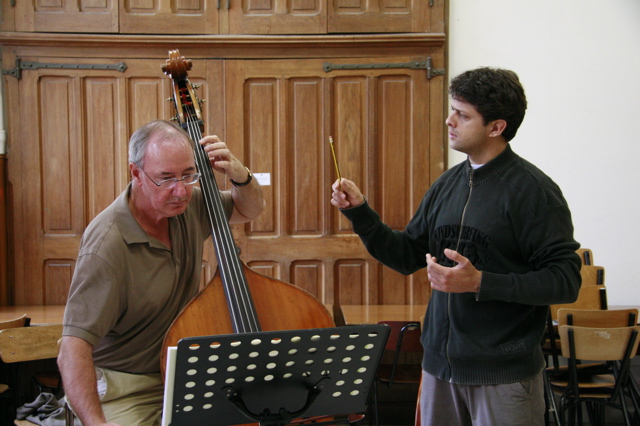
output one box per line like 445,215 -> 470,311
1,34 -> 446,307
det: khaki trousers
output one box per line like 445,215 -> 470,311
97,367 -> 164,426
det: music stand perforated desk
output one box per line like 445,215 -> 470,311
162,324 -> 389,426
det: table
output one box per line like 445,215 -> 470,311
336,304 -> 427,325
0,305 -> 65,325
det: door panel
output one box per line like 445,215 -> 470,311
329,0 -> 430,33
27,0 -> 119,33
85,78 -> 127,221
228,0 -> 325,34
0,0 -> 15,31
120,0 -> 219,34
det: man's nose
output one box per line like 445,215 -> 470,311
445,113 -> 455,127
171,180 -> 189,196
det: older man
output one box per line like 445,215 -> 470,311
58,120 -> 265,425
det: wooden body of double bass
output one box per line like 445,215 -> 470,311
161,265 -> 335,376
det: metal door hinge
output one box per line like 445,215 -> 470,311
323,57 -> 445,79
2,58 -> 127,80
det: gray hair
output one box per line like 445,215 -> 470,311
128,120 -> 193,168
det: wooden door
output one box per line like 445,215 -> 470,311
13,0 -> 118,33
224,55 -> 444,306
227,0 -> 325,34
119,0 -> 219,34
4,55 -> 223,305
328,0 -> 436,33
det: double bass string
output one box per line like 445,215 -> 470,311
189,117 -> 258,333
187,119 -> 254,332
182,108 -> 260,334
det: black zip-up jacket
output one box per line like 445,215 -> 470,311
341,145 -> 581,385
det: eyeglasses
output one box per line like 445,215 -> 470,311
137,165 -> 201,190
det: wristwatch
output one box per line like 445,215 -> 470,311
230,166 -> 253,187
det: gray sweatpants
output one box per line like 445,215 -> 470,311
417,370 -> 545,426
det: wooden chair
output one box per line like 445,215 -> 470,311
552,308 -> 639,377
543,286 -> 608,369
549,325 -> 640,425
558,308 -> 637,328
0,324 -> 63,396
551,285 -> 607,322
541,286 -> 608,424
580,265 -> 605,286
0,325 -> 63,364
0,315 -> 30,330
576,248 -> 594,265
372,321 -> 422,426
555,309 -> 640,423
0,324 -> 63,424
0,315 -> 30,424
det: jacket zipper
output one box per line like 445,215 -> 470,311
455,168 -> 474,252
447,167 -> 474,382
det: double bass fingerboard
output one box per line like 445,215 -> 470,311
169,59 -> 261,334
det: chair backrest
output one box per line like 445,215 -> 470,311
550,285 -> 607,321
0,324 -> 63,363
379,321 -> 422,353
557,308 -> 638,328
0,314 -> 29,331
559,325 -> 640,361
580,264 -> 605,286
576,248 -> 594,265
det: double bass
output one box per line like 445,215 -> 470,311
160,50 -> 335,377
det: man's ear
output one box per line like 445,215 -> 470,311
489,119 -> 507,137
130,162 -> 141,181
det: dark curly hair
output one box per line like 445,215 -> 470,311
449,67 -> 527,142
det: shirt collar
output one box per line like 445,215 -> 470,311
113,183 -> 152,245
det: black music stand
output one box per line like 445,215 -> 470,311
162,325 -> 390,426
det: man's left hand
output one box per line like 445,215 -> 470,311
426,249 -> 482,293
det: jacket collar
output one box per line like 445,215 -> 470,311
465,144 -> 519,186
